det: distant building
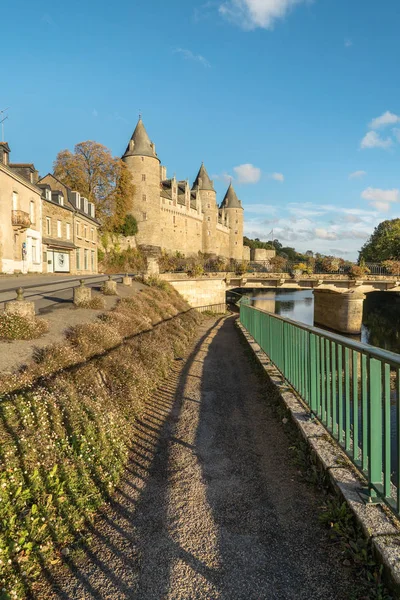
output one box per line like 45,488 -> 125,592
0,142 -> 42,274
122,118 -> 245,260
38,174 -> 99,274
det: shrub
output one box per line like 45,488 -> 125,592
382,260 -> 400,276
349,264 -> 370,279
114,214 -> 138,236
186,263 -> 204,277
99,247 -> 146,274
0,314 -> 48,340
145,276 -> 169,290
270,256 -> 288,273
0,285 -> 202,599
76,295 -> 106,310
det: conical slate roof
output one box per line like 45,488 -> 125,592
123,118 -> 159,160
192,163 -> 214,191
221,182 -> 243,209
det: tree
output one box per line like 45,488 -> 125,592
53,141 -> 134,231
116,214 -> 138,237
359,219 -> 400,262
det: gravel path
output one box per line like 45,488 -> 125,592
40,315 -> 359,599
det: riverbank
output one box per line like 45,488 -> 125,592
0,283 -> 202,599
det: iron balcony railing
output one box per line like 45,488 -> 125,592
11,210 -> 31,229
240,297 -> 400,516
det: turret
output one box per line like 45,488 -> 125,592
122,117 -> 161,247
220,182 -> 244,260
192,163 -> 218,256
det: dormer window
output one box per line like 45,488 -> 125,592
45,188 -> 51,201
83,198 -> 88,213
59,195 -> 64,206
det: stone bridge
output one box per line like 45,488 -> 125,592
160,272 -> 400,335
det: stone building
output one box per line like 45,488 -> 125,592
0,142 -> 42,274
122,118 -> 245,260
38,174 -> 99,274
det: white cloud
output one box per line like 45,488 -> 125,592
173,48 -> 211,68
218,0 -> 309,30
348,170 -> 366,179
369,111 -> 400,129
361,187 -> 399,212
212,172 -> 232,184
233,163 -> 261,184
315,228 -> 337,240
270,172 -> 284,182
360,130 -> 393,149
344,38 -> 353,48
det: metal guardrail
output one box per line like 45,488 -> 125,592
240,297 -> 400,516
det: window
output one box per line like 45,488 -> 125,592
76,222 -> 80,237
84,225 -> 87,239
207,204 -> 210,209
207,216 -> 210,222
173,215 -> 176,224
59,195 -> 64,206
29,201 -> 35,223
31,239 -> 36,263
84,249 -> 89,270
235,241 -> 238,246
235,219 -> 238,224
142,194 -> 147,202
46,217 -> 51,235
66,223 -> 71,240
12,191 -> 18,210
76,248 -> 80,270
142,174 -> 146,181
91,250 -> 95,271
141,156 -> 144,162
57,220 -> 62,237
91,228 -> 94,241
143,212 -> 147,221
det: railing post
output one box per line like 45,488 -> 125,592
368,357 -> 383,499
310,332 -> 318,413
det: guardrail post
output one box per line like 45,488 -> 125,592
368,357 -> 383,500
309,333 -> 318,413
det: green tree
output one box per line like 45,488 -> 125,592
53,141 -> 135,232
116,214 -> 138,236
359,219 -> 400,262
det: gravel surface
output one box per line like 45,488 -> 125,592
39,315 -> 359,599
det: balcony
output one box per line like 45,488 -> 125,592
12,210 -> 31,230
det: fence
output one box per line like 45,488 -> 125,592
240,297 -> 400,516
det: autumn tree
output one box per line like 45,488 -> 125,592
53,141 -> 134,232
359,219 -> 400,262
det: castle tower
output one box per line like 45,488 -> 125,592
122,117 -> 161,247
192,163 -> 218,256
220,182 -> 244,260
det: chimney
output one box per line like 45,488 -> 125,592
0,142 -> 10,166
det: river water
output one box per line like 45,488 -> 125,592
245,288 -> 400,354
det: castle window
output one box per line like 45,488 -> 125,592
142,174 -> 146,181
235,230 -> 238,234
173,216 -> 176,224
207,204 -> 210,209
207,217 -> 210,222
143,212 -> 147,221
141,157 -> 144,162
235,219 -> 238,224
235,241 -> 238,246
142,194 -> 147,202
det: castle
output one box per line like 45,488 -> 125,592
122,118 -> 245,261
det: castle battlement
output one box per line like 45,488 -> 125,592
122,118 -> 244,260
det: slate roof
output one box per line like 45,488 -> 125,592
123,118 -> 159,160
192,163 -> 214,191
220,182 -> 243,209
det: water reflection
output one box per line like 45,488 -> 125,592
243,288 -> 400,355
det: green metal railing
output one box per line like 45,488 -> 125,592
240,298 -> 400,515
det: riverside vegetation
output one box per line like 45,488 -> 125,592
0,283 -> 202,599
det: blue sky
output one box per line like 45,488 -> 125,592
3,0 -> 400,259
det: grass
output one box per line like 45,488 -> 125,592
0,284 -> 202,599
0,314 -> 48,341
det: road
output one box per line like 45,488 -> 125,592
0,274 -> 124,313
40,316 -> 360,600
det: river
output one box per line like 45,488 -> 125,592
245,288 -> 400,354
